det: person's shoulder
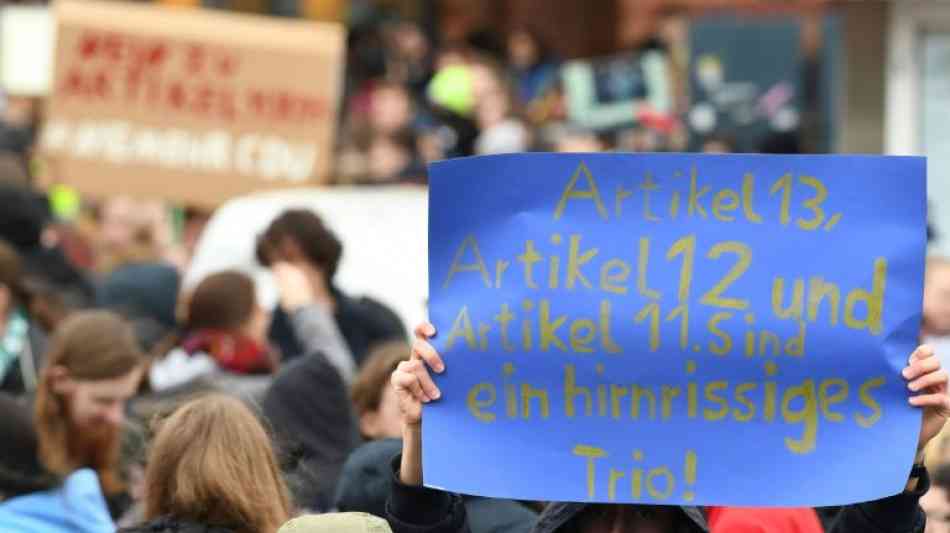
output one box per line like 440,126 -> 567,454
340,293 -> 406,336
0,469 -> 113,533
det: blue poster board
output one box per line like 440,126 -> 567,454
425,152 -> 925,507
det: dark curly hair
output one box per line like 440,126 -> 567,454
255,209 -> 343,282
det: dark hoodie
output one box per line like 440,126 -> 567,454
386,454 -> 929,533
261,351 -> 360,512
118,516 -> 236,533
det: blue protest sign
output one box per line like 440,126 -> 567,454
424,153 -> 926,507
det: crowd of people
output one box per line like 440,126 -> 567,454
0,172 -> 945,533
0,4 -> 945,533
326,13 -> 796,184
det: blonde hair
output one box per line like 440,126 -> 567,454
144,394 -> 291,533
35,310 -> 145,494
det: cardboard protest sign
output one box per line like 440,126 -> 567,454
41,0 -> 344,208
426,153 -> 926,507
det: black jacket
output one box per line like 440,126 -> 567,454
385,454 -> 929,533
337,440 -> 536,533
119,516 -> 236,533
269,288 -> 406,365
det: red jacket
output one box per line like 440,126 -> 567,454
707,507 -> 823,533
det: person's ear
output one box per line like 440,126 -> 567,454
47,365 -> 76,396
360,411 -> 381,439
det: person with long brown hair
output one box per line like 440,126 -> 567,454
121,393 -> 292,533
34,311 -> 146,501
0,310 -> 147,527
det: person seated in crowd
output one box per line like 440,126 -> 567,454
387,323 -> 950,533
120,393 -> 292,533
256,209 -> 406,366
148,270 -> 278,392
149,261 -> 354,400
0,239 -> 47,395
351,341 -> 410,440
0,311 -> 148,525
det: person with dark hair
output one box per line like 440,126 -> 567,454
0,311 -> 148,530
0,183 -> 95,327
256,209 -> 406,366
148,270 -> 276,392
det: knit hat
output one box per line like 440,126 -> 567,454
278,513 -> 392,533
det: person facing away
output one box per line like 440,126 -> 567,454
0,310 -> 148,522
385,323 -> 950,533
255,209 -> 406,366
148,270 -> 277,393
120,393 -> 292,533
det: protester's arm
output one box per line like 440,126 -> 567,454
827,345 -> 950,533
273,262 -> 356,383
386,323 -> 469,533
